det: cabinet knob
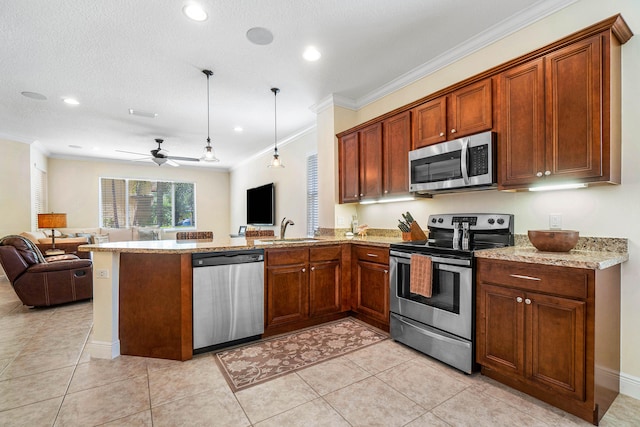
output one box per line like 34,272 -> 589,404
384,190 -> 388,194
450,129 -> 457,134
439,132 -> 445,137
525,298 -> 532,305
302,268 -> 306,273
360,193 -> 363,197
536,172 -> 543,177
354,194 -> 358,197
544,170 -> 551,176
384,270 -> 389,274
311,267 -> 315,271
516,297 -> 523,303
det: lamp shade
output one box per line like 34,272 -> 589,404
37,213 -> 67,229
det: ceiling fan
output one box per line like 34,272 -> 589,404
117,138 -> 200,167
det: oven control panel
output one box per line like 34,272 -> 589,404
429,213 -> 513,231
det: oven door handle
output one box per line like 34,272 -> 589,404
392,314 -> 468,347
390,251 -> 471,267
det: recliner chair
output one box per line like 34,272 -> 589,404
0,235 -> 93,307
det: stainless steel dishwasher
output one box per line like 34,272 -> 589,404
192,249 -> 264,353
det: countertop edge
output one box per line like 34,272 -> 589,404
475,247 -> 629,270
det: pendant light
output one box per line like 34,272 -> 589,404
268,87 -> 284,168
201,69 -> 219,162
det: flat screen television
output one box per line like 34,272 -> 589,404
246,183 -> 275,225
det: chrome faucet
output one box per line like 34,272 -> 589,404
280,217 -> 295,239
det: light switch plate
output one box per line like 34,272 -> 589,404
549,214 -> 562,230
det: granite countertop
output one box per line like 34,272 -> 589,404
78,235 -> 399,254
475,246 -> 629,270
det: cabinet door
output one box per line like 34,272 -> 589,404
383,111 -> 411,195
498,58 -> 546,189
359,122 -> 383,199
309,260 -> 341,316
354,260 -> 389,323
526,292 -> 586,401
339,131 -> 360,203
266,263 -> 308,327
411,97 -> 447,149
476,283 -> 524,376
545,35 -> 602,181
449,78 -> 493,138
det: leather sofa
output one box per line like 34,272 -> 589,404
0,235 -> 93,307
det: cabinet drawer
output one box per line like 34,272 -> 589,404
477,258 -> 590,299
266,248 -> 309,266
353,245 -> 389,264
310,245 -> 341,262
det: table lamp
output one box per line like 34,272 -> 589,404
37,213 -> 67,254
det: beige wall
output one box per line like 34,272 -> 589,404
47,158 -> 231,238
0,140 -> 32,237
229,129 -> 316,238
316,0 -> 640,396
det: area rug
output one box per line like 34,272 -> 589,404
214,318 -> 388,392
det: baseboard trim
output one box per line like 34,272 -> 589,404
86,339 -> 121,359
620,371 -> 640,400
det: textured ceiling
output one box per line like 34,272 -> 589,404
0,0 -> 575,170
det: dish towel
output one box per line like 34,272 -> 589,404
410,254 -> 433,298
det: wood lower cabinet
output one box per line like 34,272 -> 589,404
352,245 -> 389,330
265,245 -> 348,335
412,78 -> 493,149
476,257 -> 621,424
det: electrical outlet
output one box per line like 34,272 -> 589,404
96,269 -> 109,279
549,214 -> 562,230
336,216 -> 345,227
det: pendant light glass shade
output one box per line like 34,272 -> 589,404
201,69 -> 220,162
268,87 -> 284,168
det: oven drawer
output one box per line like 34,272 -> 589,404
390,313 -> 473,374
477,258 -> 590,299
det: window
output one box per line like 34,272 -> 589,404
306,154 -> 319,237
99,178 -> 195,228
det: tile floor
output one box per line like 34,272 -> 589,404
1,278 -> 639,426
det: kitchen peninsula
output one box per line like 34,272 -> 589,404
79,236 -> 396,361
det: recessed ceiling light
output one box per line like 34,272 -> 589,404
21,91 -> 47,100
128,108 -> 158,118
183,3 -> 208,21
234,126 -> 243,132
246,27 -> 274,45
303,46 -> 321,61
63,98 -> 80,105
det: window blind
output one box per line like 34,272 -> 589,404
306,154 -> 319,237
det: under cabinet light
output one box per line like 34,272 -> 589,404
359,196 -> 416,205
529,183 -> 587,192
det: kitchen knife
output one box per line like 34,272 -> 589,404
406,212 -> 415,223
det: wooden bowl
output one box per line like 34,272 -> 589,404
528,230 -> 579,252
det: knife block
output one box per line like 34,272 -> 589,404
402,221 -> 428,241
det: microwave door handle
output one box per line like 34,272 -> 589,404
460,138 -> 470,185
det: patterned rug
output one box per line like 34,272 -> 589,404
214,318 -> 388,392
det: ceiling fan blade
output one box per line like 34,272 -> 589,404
166,159 -> 180,167
133,158 -> 154,163
116,149 -> 149,156
168,155 -> 200,162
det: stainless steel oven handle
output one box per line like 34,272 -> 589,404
389,251 -> 471,267
392,314 -> 466,346
460,137 -> 470,185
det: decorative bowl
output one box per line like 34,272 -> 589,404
528,230 -> 579,252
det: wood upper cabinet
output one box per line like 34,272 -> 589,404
339,132 -> 360,203
383,111 -> 411,196
412,78 -> 493,149
358,122 -> 383,200
352,245 -> 389,328
499,33 -> 619,190
476,257 -> 621,424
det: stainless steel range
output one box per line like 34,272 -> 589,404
389,213 -> 514,374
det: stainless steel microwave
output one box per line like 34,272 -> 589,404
409,131 -> 496,194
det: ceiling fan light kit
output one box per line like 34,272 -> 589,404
268,87 -> 284,168
201,69 -> 220,163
